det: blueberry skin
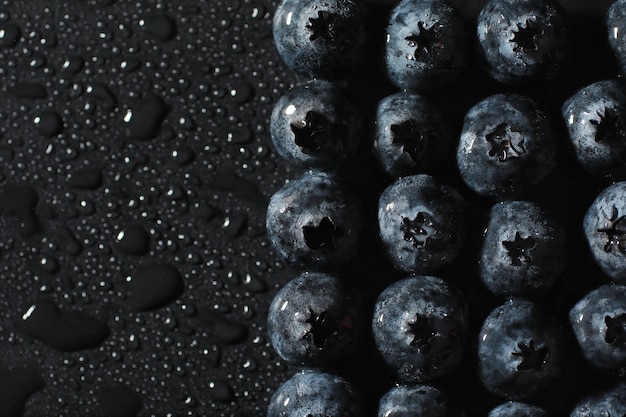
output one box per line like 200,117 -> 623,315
267,272 -> 360,367
583,181 -> 626,283
270,80 -> 360,171
373,92 -> 451,178
562,80 -> 626,180
607,0 -> 626,75
385,0 -> 465,91
488,402 -> 548,417
479,201 -> 565,298
266,171 -> 361,270
272,0 -> 368,81
456,94 -> 557,200
267,370 -> 360,417
372,275 -> 469,383
476,0 -> 567,85
377,385 -> 466,417
378,174 -> 466,274
570,383 -> 626,417
478,299 -> 562,400
569,284 -> 626,374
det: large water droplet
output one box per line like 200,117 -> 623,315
0,367 -> 44,416
126,263 -> 183,311
97,385 -> 141,417
123,92 -> 169,141
115,225 -> 150,256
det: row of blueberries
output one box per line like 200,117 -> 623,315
266,0 -> 626,415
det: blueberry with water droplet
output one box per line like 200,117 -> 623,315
570,382 -> 626,417
266,171 -> 361,270
488,402 -> 548,417
372,275 -> 468,383
267,272 -> 360,367
562,80 -> 626,180
583,181 -> 626,283
270,80 -> 360,171
385,0 -> 466,91
479,200 -> 565,298
569,284 -> 626,374
272,0 -> 368,80
377,384 -> 465,417
478,299 -> 562,400
456,94 -> 557,199
607,0 -> 626,75
373,92 -> 451,178
378,174 -> 466,274
267,370 -> 360,417
476,0 -> 568,84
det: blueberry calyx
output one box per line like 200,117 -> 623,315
290,110 -> 344,155
512,340 -> 550,371
405,21 -> 442,59
485,123 -> 526,162
307,11 -> 340,42
512,19 -> 543,52
391,120 -> 437,163
303,216 -> 343,251
597,206 -> 626,254
605,314 -> 626,345
502,232 -> 537,266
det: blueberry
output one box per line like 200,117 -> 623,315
488,402 -> 549,417
569,284 -> 626,374
266,171 -> 361,269
607,0 -> 626,75
583,181 -> 626,283
267,369 -> 360,417
478,299 -> 562,400
373,92 -> 452,178
570,382 -> 626,417
377,385 -> 465,417
371,275 -> 468,383
270,80 -> 360,171
272,0 -> 368,81
267,272 -> 360,367
456,93 -> 557,199
476,0 -> 567,84
385,0 -> 465,91
378,174 -> 466,274
561,80 -> 626,180
479,200 -> 565,298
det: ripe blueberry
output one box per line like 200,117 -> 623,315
478,299 -> 562,400
373,92 -> 451,178
562,79 -> 626,180
583,181 -> 626,283
266,171 -> 361,270
272,0 -> 368,81
570,382 -> 626,417
385,0 -> 465,91
267,272 -> 360,367
372,275 -> 468,383
377,384 -> 465,417
456,93 -> 557,199
378,174 -> 467,274
488,402 -> 548,417
479,200 -> 565,298
569,284 -> 626,375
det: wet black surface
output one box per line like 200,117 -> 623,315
0,0 -> 622,416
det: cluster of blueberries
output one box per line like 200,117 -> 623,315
265,0 -> 626,415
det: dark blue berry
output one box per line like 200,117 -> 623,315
583,181 -> 626,283
372,275 -> 468,383
607,0 -> 626,75
570,383 -> 626,417
272,0 -> 368,81
456,93 -> 557,199
266,171 -> 361,270
267,272 -> 360,367
267,370 -> 360,417
476,0 -> 567,84
488,402 -> 548,417
270,80 -> 360,171
562,80 -> 626,180
385,0 -> 465,91
373,92 -> 451,178
378,174 -> 466,274
478,299 -> 562,400
479,201 -> 565,298
377,385 -> 466,417
569,284 -> 626,374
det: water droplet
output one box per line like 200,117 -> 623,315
139,13 -> 177,42
125,263 -> 183,311
197,308 -> 248,345
0,22 -> 20,47
123,92 -> 169,141
97,385 -> 141,417
54,225 -> 82,255
208,380 -> 234,403
33,110 -> 63,137
115,225 -> 150,256
8,82 -> 47,99
16,299 -> 109,351
0,184 -> 41,237
67,167 -> 103,190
